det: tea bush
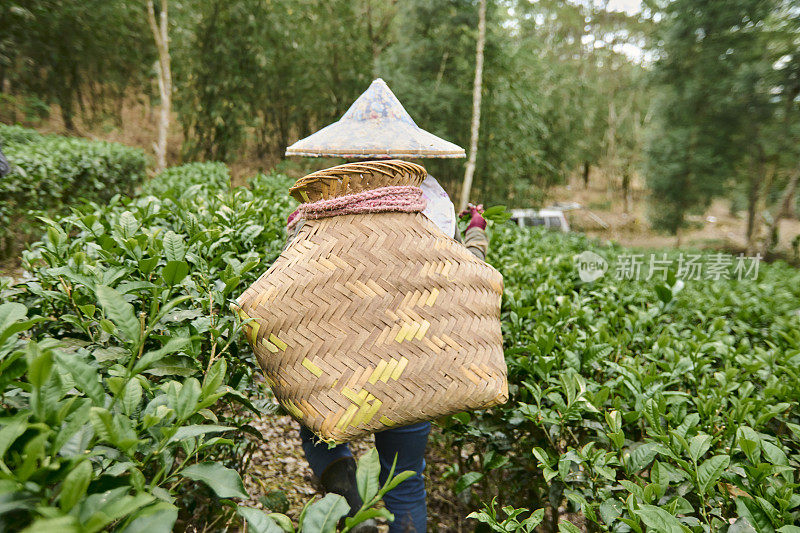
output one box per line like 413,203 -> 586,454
0,166 -> 299,530
448,226 -> 800,532
141,161 -> 230,199
0,135 -> 147,256
0,124 -> 45,146
3,154 -> 798,531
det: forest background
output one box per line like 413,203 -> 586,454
1,0 -> 799,256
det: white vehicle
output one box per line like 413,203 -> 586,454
509,208 -> 570,232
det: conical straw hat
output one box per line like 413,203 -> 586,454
286,79 -> 465,159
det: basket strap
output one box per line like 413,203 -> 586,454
296,186 -> 426,222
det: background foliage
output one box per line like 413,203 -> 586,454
2,0 -> 797,238
0,125 -> 146,258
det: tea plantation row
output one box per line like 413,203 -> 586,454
449,227 -> 800,532
0,125 -> 146,258
1,160 -> 410,532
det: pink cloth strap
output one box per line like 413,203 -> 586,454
291,186 -> 426,226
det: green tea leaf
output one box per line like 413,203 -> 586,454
181,462 -> 248,499
599,499 -> 623,525
168,424 -> 235,444
163,231 -> 186,262
633,505 -> 686,533
59,460 -> 93,511
162,261 -> 189,286
174,377 -> 201,420
237,506 -> 285,533
761,442 -> 788,466
268,512 -> 295,532
26,341 -> 54,389
654,284 -> 673,304
96,285 -> 141,345
0,412 -> 31,459
356,448 -> 381,504
455,471 -> 484,495
382,470 -> 416,494
83,493 -> 154,533
121,378 -> 143,416
119,502 -> 178,533
0,302 -> 41,347
697,455 -> 730,494
688,434 -> 712,463
736,497 -> 776,533
132,337 -> 191,374
558,520 -> 582,533
201,358 -> 227,398
299,493 -> 349,533
57,352 -> 104,405
21,516 -> 80,533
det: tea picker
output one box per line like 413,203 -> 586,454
235,79 -> 507,532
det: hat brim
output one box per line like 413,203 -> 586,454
285,118 -> 466,159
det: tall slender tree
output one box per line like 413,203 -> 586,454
459,0 -> 486,212
146,0 -> 172,171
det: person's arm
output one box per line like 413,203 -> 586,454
459,205 -> 488,261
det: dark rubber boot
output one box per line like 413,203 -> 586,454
319,457 -> 378,533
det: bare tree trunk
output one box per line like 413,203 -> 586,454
746,174 -> 761,251
762,170 -> 799,255
745,145 -> 766,253
622,169 -> 632,214
147,0 -> 172,172
459,0 -> 486,212
582,161 -> 590,188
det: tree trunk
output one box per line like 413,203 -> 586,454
60,89 -> 76,131
459,0 -> 486,212
364,0 -> 397,79
745,145 -> 766,252
762,170 -> 799,255
147,0 -> 172,172
746,174 -> 760,248
582,161 -> 590,188
622,169 -> 631,214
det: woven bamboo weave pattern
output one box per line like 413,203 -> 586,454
236,160 -> 507,443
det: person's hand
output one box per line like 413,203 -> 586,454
459,203 -> 484,218
463,203 -> 486,230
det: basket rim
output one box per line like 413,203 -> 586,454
289,160 -> 427,203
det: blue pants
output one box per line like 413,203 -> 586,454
300,421 -> 431,532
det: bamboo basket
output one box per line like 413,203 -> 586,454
235,160 -> 507,443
